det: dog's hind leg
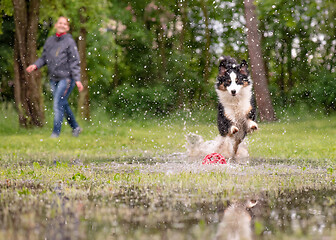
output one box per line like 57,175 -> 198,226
233,139 -> 242,156
235,141 -> 250,163
216,136 -> 235,159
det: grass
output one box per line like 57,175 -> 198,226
1,105 -> 336,239
1,104 -> 335,164
249,116 -> 336,162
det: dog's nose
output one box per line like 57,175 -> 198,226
231,90 -> 236,95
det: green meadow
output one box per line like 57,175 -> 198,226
1,105 -> 335,163
1,106 -> 336,239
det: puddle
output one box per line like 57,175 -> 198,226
90,153 -> 327,178
87,158 -> 335,239
0,156 -> 335,240
258,188 -> 336,238
82,187 -> 336,240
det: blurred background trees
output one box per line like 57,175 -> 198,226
1,0 -> 335,127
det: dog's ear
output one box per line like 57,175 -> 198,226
240,60 -> 249,75
219,66 -> 227,76
219,57 -> 228,76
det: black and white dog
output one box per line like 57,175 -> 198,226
186,56 -> 258,160
216,56 -> 258,156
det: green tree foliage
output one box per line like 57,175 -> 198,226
0,0 -> 13,33
0,0 -> 14,103
0,16 -> 14,102
97,0 -> 243,116
1,0 -> 336,117
258,0 -> 336,112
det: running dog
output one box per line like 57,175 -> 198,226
186,56 -> 258,160
216,56 -> 258,157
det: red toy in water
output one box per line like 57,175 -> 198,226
202,153 -> 227,165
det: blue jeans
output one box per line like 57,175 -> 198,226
50,79 -> 79,135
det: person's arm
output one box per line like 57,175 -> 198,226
76,81 -> 84,92
26,39 -> 48,73
67,39 -> 82,92
26,64 -> 37,73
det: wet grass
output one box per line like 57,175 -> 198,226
1,159 -> 336,239
249,116 -> 336,162
1,106 -> 336,239
1,106 -> 335,164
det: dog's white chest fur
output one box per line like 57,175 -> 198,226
216,85 -> 252,123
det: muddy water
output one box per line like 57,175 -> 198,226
1,156 -> 336,240
89,157 -> 336,240
99,188 -> 336,240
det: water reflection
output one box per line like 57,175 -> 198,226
212,188 -> 336,239
1,160 -> 336,240
215,199 -> 258,240
262,188 -> 336,238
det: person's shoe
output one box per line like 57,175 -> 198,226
50,133 -> 59,138
72,127 -> 82,137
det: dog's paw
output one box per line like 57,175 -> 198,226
247,120 -> 258,132
229,126 -> 239,135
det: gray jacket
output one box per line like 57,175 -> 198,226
34,33 -> 81,82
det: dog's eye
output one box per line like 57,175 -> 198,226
236,75 -> 248,84
223,78 -> 231,87
236,78 -> 243,84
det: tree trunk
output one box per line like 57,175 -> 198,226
200,0 -> 210,83
244,0 -> 276,122
178,0 -> 188,52
78,7 -> 90,120
157,26 -> 167,80
113,49 -> 119,88
286,33 -> 294,91
278,41 -> 286,105
12,0 -> 44,127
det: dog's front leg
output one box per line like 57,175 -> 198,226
218,103 -> 239,136
247,119 -> 258,132
229,125 -> 239,135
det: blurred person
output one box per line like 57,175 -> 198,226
26,16 -> 83,138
